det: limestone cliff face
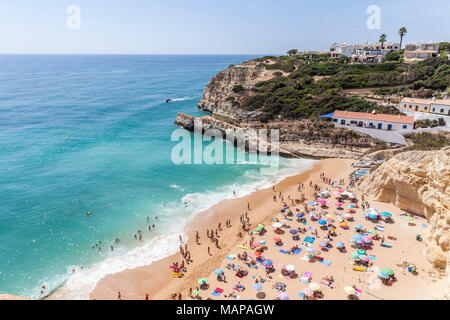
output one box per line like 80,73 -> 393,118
198,61 -> 273,123
359,148 -> 450,268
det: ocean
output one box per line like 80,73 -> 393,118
0,54 -> 316,299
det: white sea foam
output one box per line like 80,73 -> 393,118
53,158 -> 316,300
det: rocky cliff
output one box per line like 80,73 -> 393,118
175,113 -> 388,159
198,60 -> 278,123
359,148 -> 450,269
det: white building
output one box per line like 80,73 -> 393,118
399,98 -> 450,116
352,47 -> 385,64
404,43 -> 439,62
331,110 -> 415,131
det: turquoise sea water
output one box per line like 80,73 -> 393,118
0,55 -> 316,299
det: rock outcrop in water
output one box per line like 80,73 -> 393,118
359,148 -> 450,269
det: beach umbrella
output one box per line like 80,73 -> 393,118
263,259 -> 273,267
318,199 -> 327,205
303,272 -> 313,277
214,269 -> 223,275
318,242 -> 327,248
302,288 -> 314,296
279,292 -> 290,300
353,234 -> 363,241
352,252 -> 360,259
309,282 -> 320,291
253,283 -> 263,291
272,222 -> 282,228
382,268 -> 395,276
290,229 -> 298,235
406,216 -> 414,222
381,212 -> 392,217
336,241 -> 345,248
273,237 -> 282,242
362,236 -> 372,242
369,230 -> 378,235
318,219 -> 327,225
348,205 -> 356,209
378,272 -> 390,279
369,213 -> 378,219
336,202 -> 343,207
345,214 -> 353,219
281,219 -> 290,224
286,264 -> 295,272
258,224 -> 265,229
357,249 -> 366,255
340,221 -> 348,227
344,286 -> 356,295
256,292 -> 266,299
355,224 -> 363,230
305,247 -> 314,253
358,255 -> 369,262
297,213 -> 304,218
198,278 -> 207,285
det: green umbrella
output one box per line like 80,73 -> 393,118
352,252 -> 360,259
406,216 -> 414,222
198,278 -> 207,284
382,268 -> 395,276
357,249 -> 366,255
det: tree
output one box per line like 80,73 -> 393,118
398,27 -> 407,51
287,49 -> 298,56
379,34 -> 387,49
385,51 -> 401,61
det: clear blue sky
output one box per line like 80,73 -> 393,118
0,0 -> 448,54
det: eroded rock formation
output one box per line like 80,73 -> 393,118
359,148 -> 450,268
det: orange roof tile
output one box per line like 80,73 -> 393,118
333,110 -> 415,124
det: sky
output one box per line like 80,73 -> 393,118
0,0 -> 449,54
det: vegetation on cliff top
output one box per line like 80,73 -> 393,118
235,54 -> 449,121
405,132 -> 450,150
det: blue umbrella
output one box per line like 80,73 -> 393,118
336,242 -> 345,247
378,272 -> 389,279
369,213 -> 378,219
355,224 -> 363,230
353,234 -> 363,241
214,269 -> 223,275
263,259 -> 273,267
381,212 -> 392,217
297,213 -> 304,218
253,283 -> 263,291
318,242 -> 327,247
318,219 -> 327,225
290,229 -> 298,234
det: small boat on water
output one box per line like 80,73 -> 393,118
165,98 -> 173,103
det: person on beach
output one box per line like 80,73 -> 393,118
118,292 -> 121,300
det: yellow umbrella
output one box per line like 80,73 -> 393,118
344,286 -> 356,295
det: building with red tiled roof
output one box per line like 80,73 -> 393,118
330,110 -> 414,131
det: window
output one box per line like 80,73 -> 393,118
332,118 -> 337,122
441,109 -> 444,113
424,107 -> 427,110
403,125 -> 407,129
341,120 -> 345,125
432,108 -> 435,112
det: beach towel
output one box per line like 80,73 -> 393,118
293,248 -> 302,255
304,236 -> 315,244
322,260 -> 332,266
238,246 -> 249,250
227,254 -> 236,260
279,249 -> 289,254
211,291 -> 221,296
297,292 -> 304,299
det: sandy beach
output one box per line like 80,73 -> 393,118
89,158 -> 447,300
